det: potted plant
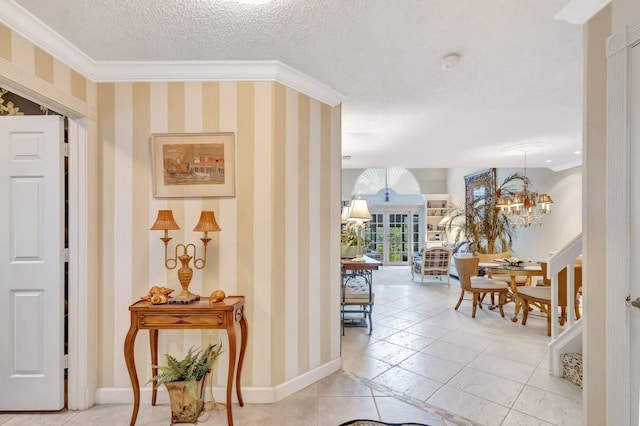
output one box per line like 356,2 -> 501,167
443,173 -> 524,255
149,342 -> 223,424
341,222 -> 359,258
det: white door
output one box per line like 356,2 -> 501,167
0,115 -> 65,410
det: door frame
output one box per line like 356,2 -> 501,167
0,77 -> 93,410
605,19 -> 640,426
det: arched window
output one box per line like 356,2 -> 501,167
352,168 -> 421,196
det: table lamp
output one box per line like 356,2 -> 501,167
347,198 -> 372,262
150,209 -> 221,304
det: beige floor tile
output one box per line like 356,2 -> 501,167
363,340 -> 417,365
420,340 -> 481,365
448,366 -> 525,408
317,396 -> 378,426
527,367 -> 583,401
404,320 -> 454,340
428,386 -> 510,426
252,395 -> 318,426
398,351 -> 465,383
467,352 -> 537,384
1,410 -> 82,426
318,372 -> 373,397
383,330 -> 435,351
501,410 -> 555,425
342,352 -> 393,380
372,366 -> 442,401
512,385 -> 583,425
375,396 -> 448,426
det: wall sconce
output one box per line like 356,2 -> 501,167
150,210 -> 221,304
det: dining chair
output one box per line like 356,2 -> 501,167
454,256 -> 510,318
519,286 -> 552,336
537,260 -> 582,324
412,246 -> 452,284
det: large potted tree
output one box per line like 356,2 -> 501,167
149,342 -> 223,425
444,172 -> 526,255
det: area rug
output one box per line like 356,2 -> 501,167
339,421 -> 430,426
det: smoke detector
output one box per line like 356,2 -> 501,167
441,53 -> 461,70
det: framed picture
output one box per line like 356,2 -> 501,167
464,168 -> 496,215
151,132 -> 235,198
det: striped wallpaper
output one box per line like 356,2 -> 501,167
97,81 -> 342,400
0,21 -> 343,403
0,23 -> 95,119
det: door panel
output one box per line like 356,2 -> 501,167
365,212 -> 418,266
0,116 -> 64,410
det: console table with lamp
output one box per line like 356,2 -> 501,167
124,209 -> 248,426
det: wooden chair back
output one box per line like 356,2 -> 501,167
475,252 -> 510,263
453,256 -> 479,292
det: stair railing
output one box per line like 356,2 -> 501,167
548,232 -> 583,338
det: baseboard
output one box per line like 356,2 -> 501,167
95,357 -> 342,405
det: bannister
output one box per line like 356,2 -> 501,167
547,233 -> 583,377
548,232 -> 582,338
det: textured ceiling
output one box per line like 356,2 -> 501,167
11,0 -> 584,170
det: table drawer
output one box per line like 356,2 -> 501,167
139,313 -> 226,328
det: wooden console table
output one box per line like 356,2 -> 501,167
124,296 -> 248,426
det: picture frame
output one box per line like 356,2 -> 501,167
151,132 -> 235,198
464,168 -> 496,215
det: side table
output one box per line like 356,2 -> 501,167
124,296 -> 248,426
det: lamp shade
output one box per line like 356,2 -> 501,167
347,199 -> 372,221
341,205 -> 351,223
538,194 -> 554,205
193,211 -> 221,232
150,210 -> 181,231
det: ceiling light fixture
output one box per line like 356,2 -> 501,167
496,151 -> 554,228
441,53 -> 461,70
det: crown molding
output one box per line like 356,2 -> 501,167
548,158 -> 582,172
0,0 -> 97,73
92,60 -> 346,106
0,0 -> 345,106
554,0 -> 611,24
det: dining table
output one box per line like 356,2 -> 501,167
484,262 -> 544,322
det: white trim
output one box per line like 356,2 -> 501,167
549,319 -> 583,376
95,358 -> 341,405
548,158 -> 582,172
66,118 -> 94,410
554,0 -> 611,24
0,0 -> 345,107
0,0 -> 96,75
605,20 -> 640,426
0,80 -> 93,411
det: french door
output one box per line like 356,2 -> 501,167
364,212 -> 421,266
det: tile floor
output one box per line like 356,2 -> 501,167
0,266 -> 583,426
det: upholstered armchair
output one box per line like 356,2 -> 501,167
412,247 -> 452,284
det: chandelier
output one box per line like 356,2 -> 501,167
495,152 -> 553,227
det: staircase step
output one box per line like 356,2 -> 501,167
560,352 -> 583,388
